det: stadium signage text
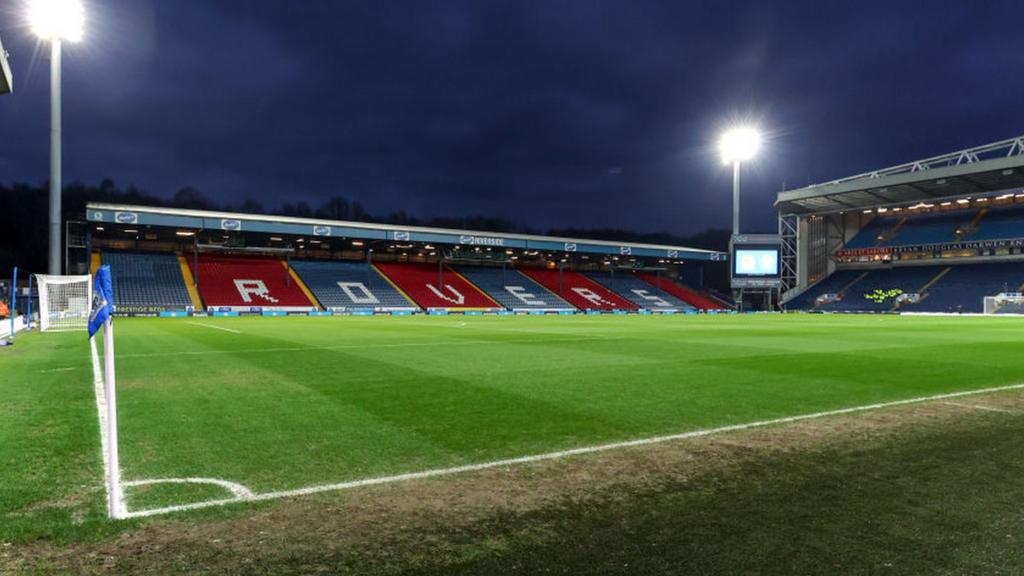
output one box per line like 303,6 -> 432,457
221,219 -> 242,231
838,238 -> 1024,257
459,235 -> 504,247
313,225 -> 332,236
564,243 -> 577,252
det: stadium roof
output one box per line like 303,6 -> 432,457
775,135 -> 1024,215
86,203 -> 726,261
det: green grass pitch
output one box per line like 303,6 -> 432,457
3,313 -> 1024,542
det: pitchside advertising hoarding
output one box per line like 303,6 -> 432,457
730,234 -> 783,288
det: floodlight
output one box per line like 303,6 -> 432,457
29,0 -> 85,42
719,127 -> 761,164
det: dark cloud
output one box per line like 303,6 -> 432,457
2,0 -> 1022,234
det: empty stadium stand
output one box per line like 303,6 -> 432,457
290,260 -> 417,310
782,269 -> 866,310
635,273 -> 724,311
190,254 -> 317,309
585,272 -> 693,311
817,267 -> 942,312
789,261 -> 1024,313
373,262 -> 499,309
845,205 -> 1024,249
518,268 -> 637,311
968,205 -> 1024,241
900,262 -> 1024,313
453,266 -> 574,310
101,251 -> 195,311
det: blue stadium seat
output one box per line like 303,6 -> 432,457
968,205 -> 1024,242
101,251 -> 193,310
289,260 -> 416,310
900,262 -> 1024,313
453,266 -> 574,310
820,267 -> 939,312
845,217 -> 900,249
585,272 -> 693,310
784,269 -> 863,310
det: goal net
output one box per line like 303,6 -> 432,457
36,274 -> 92,332
983,292 -> 1024,315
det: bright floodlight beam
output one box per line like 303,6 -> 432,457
719,127 -> 761,235
29,0 -> 84,275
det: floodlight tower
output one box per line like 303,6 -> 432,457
719,127 -> 761,236
29,0 -> 84,275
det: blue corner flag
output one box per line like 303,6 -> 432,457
89,265 -> 114,339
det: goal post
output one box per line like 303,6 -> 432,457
983,292 -> 1024,315
35,274 -> 92,332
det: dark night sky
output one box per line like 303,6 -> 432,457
1,0 -> 1022,235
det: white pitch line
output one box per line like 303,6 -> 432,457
185,321 -> 241,334
123,477 -> 255,499
119,382 -> 1024,520
40,366 -> 77,373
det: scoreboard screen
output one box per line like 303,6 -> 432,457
730,234 -> 783,288
734,248 -> 779,277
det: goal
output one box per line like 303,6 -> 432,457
983,292 -> 1024,315
35,274 -> 92,332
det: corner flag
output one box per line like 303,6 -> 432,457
89,265 -> 113,338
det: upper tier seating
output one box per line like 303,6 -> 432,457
967,205 -> 1024,241
900,262 -> 1024,313
373,262 -> 498,309
844,217 -> 901,249
635,273 -> 723,310
102,251 -> 194,310
290,260 -> 416,310
190,254 -> 316,309
518,268 -> 637,311
453,266 -> 574,310
585,272 -> 693,310
819,266 -> 941,312
845,205 -> 1024,249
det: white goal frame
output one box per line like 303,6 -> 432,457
983,292 -> 1024,315
35,274 -> 92,332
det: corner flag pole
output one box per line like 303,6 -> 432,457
103,314 -> 123,518
90,264 -> 123,518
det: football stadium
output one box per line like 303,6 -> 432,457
4,3 -> 1024,575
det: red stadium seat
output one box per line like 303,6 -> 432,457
518,268 -> 637,311
372,262 -> 498,309
635,273 -> 723,310
190,254 -> 316,309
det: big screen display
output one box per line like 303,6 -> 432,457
733,248 -> 780,277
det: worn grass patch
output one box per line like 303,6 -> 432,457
5,391 -> 1024,575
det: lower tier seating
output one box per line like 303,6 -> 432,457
190,254 -> 316,309
585,272 -> 693,310
102,251 -> 193,311
634,273 -> 724,310
790,261 -> 1024,313
782,269 -> 865,310
290,260 -> 417,310
900,262 -> 1024,313
453,266 -> 574,310
373,262 -> 498,308
518,268 -> 637,311
818,267 -> 940,312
